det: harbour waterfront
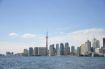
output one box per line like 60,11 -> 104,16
0,56 -> 105,69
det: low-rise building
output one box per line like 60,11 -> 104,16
38,47 -> 47,56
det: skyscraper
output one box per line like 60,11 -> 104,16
29,47 -> 33,56
23,49 -> 28,56
77,47 -> 80,56
103,38 -> 105,48
60,43 -> 64,55
64,42 -> 70,55
92,38 -> 97,49
103,38 -> 105,54
49,44 -> 55,56
56,43 -> 60,56
33,47 -> 38,56
71,46 -> 75,55
85,40 -> 91,55
80,44 -> 87,56
96,40 -> 100,48
93,38 -> 100,48
92,38 -> 100,52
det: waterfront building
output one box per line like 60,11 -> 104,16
15,53 -> 23,56
56,43 -> 60,56
0,54 -> 4,56
77,47 -> 80,56
33,47 -> 38,56
23,49 -> 28,56
71,46 -> 75,55
92,38 -> 100,52
96,40 -> 100,48
49,44 -> 55,56
38,47 -> 47,56
6,52 -> 14,56
93,38 -> 96,49
29,47 -> 33,56
80,44 -> 87,56
103,38 -> 105,48
60,43 -> 64,55
103,38 -> 105,55
95,48 -> 101,55
100,47 -> 103,53
85,40 -> 91,55
64,42 -> 70,55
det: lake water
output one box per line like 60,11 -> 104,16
0,56 -> 105,69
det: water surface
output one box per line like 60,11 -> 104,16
0,56 -> 105,69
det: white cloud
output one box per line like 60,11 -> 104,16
9,32 -> 18,37
21,33 -> 36,39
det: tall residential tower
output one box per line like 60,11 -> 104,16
103,38 -> 105,48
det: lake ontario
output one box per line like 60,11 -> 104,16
0,56 -> 105,69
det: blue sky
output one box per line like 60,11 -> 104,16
0,0 -> 105,54
0,0 -> 105,33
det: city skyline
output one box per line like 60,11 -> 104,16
0,0 -> 105,54
1,37 -> 105,55
5,38 -> 105,57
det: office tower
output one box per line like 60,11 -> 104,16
23,49 -> 28,56
33,47 -> 38,56
103,38 -> 105,54
60,43 -> 64,55
80,44 -> 87,56
92,38 -> 100,54
103,38 -> 105,48
85,40 -> 91,55
56,43 -> 60,56
38,47 -> 47,56
93,38 -> 100,49
49,44 -> 55,56
92,38 -> 97,49
71,46 -> 75,55
96,40 -> 100,48
46,32 -> 48,56
64,42 -> 70,55
77,47 -> 80,56
29,47 -> 33,56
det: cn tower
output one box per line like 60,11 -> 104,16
46,32 -> 48,56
